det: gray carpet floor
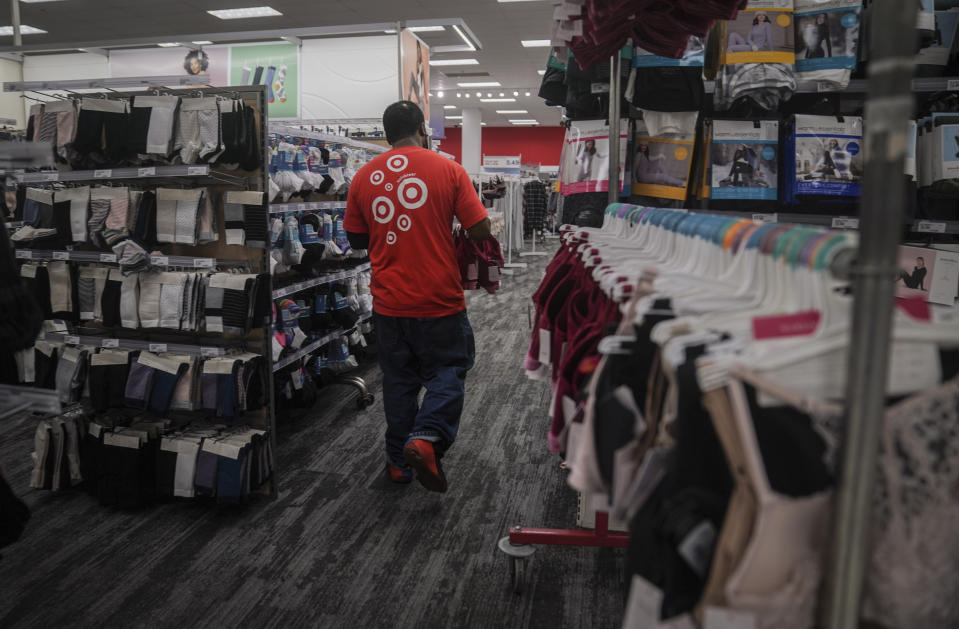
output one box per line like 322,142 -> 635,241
0,252 -> 625,629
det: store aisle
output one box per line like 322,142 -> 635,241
0,251 -> 624,629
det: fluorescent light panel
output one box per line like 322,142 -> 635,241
408,26 -> 445,32
444,105 -> 457,109
0,25 -> 47,35
19,0 -> 67,3
450,24 -> 476,52
481,98 -> 515,102
429,58 -> 479,66
208,6 -> 281,19
538,70 -> 546,75
192,41 -> 214,45
157,42 -> 180,47
458,81 -> 500,87
521,40 -> 551,47
496,110 -> 528,114
510,119 -> 539,124
446,116 -> 463,120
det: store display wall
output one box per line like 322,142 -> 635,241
442,126 -> 566,168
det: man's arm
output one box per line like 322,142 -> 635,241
347,231 -> 370,250
466,217 -> 491,241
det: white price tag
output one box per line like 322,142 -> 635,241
538,328 -> 551,365
151,256 -> 170,266
948,79 -> 959,91
15,249 -> 31,259
148,343 -> 168,353
138,167 -> 157,177
591,82 -> 611,94
817,82 -> 833,93
916,221 -> 947,234
831,217 -> 859,230
291,370 -> 304,390
297,203 -> 308,211
752,213 -> 778,224
622,575 -> 663,629
100,253 -> 118,263
193,258 -> 213,268
101,338 -> 119,348
52,251 -> 70,260
704,607 -> 756,629
43,172 -> 59,181
187,166 -> 207,176
64,335 -> 80,346
200,347 -> 220,358
93,169 -> 112,179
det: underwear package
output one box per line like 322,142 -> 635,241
784,114 -> 863,202
795,0 -> 863,88
632,118 -> 697,202
632,37 -> 706,112
710,119 -> 780,202
561,119 -> 629,196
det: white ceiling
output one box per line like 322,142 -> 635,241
0,0 -> 563,127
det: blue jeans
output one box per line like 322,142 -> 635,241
374,310 -> 476,467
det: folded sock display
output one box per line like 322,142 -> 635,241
100,268 -> 124,327
130,95 -> 180,156
54,346 -> 88,404
137,351 -> 188,415
78,266 -> 109,321
156,188 -> 204,245
55,186 -> 91,243
223,190 -> 266,247
119,272 -> 140,329
175,97 -> 220,164
47,261 -> 73,318
33,340 -> 59,390
205,273 -> 257,335
74,98 -> 129,166
169,355 -> 199,411
89,349 -> 131,412
20,263 -> 52,318
137,271 -> 164,328
124,353 -> 155,409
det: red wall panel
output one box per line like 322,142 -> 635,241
439,126 -> 566,166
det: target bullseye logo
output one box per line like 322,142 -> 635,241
398,177 -> 428,209
397,214 -> 412,232
372,196 -> 395,224
370,170 -> 385,185
385,183 -> 394,191
386,231 -> 398,245
387,155 -> 408,172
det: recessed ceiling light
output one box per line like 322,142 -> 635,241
476,92 -> 482,97
450,24 -> 476,52
499,92 -> 504,97
0,25 -> 47,35
447,116 -> 463,120
384,29 -> 397,34
429,59 -> 479,67
208,6 -> 281,19
509,119 -> 539,124
437,91 -> 444,98
19,0 -> 68,3
513,91 -> 519,96
457,81 -> 501,87
465,94 -> 470,98
481,122 -> 487,126
521,40 -> 551,47
157,42 -> 181,47
496,109 -> 529,114
525,92 -> 531,96
444,105 -> 457,109
481,98 -> 516,102
408,26 -> 445,33
487,93 -> 492,98
456,92 -> 462,98
192,40 -> 214,45
538,70 -> 546,75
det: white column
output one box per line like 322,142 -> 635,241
461,107 -> 482,173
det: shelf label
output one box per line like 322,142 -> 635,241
15,249 -> 31,259
948,79 -> 959,91
43,172 -> 59,181
148,343 -> 168,353
832,217 -> 859,230
64,335 -> 80,346
138,167 -> 157,177
93,169 -> 112,179
817,82 -> 833,93
101,338 -> 119,348
52,251 -> 70,260
187,166 -> 207,176
297,203 -> 308,211
590,82 -> 610,94
752,213 -> 778,224
150,255 -> 170,266
193,258 -> 214,268
100,253 -> 118,263
916,221 -> 947,234
200,346 -> 220,358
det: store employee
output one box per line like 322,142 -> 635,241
345,100 -> 491,493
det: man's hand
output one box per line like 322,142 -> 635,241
466,218 -> 491,241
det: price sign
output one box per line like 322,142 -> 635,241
100,253 -> 118,263
15,249 -> 31,259
948,79 -> 959,91
151,256 -> 170,266
916,221 -> 947,234
43,172 -> 59,182
187,166 -> 207,176
752,213 -> 778,224
193,258 -> 213,268
138,167 -> 157,177
200,347 -> 220,358
64,335 -> 80,346
93,169 -> 112,179
297,203 -> 308,211
52,251 -> 70,260
101,338 -> 119,348
817,82 -> 833,93
148,343 -> 168,353
832,217 -> 860,230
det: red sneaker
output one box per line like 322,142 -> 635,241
403,439 -> 448,493
386,463 -> 413,484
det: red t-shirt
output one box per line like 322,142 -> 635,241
345,146 -> 488,317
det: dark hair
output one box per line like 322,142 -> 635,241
753,13 -> 767,25
183,49 -> 209,75
383,100 -> 425,144
917,256 -> 925,263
